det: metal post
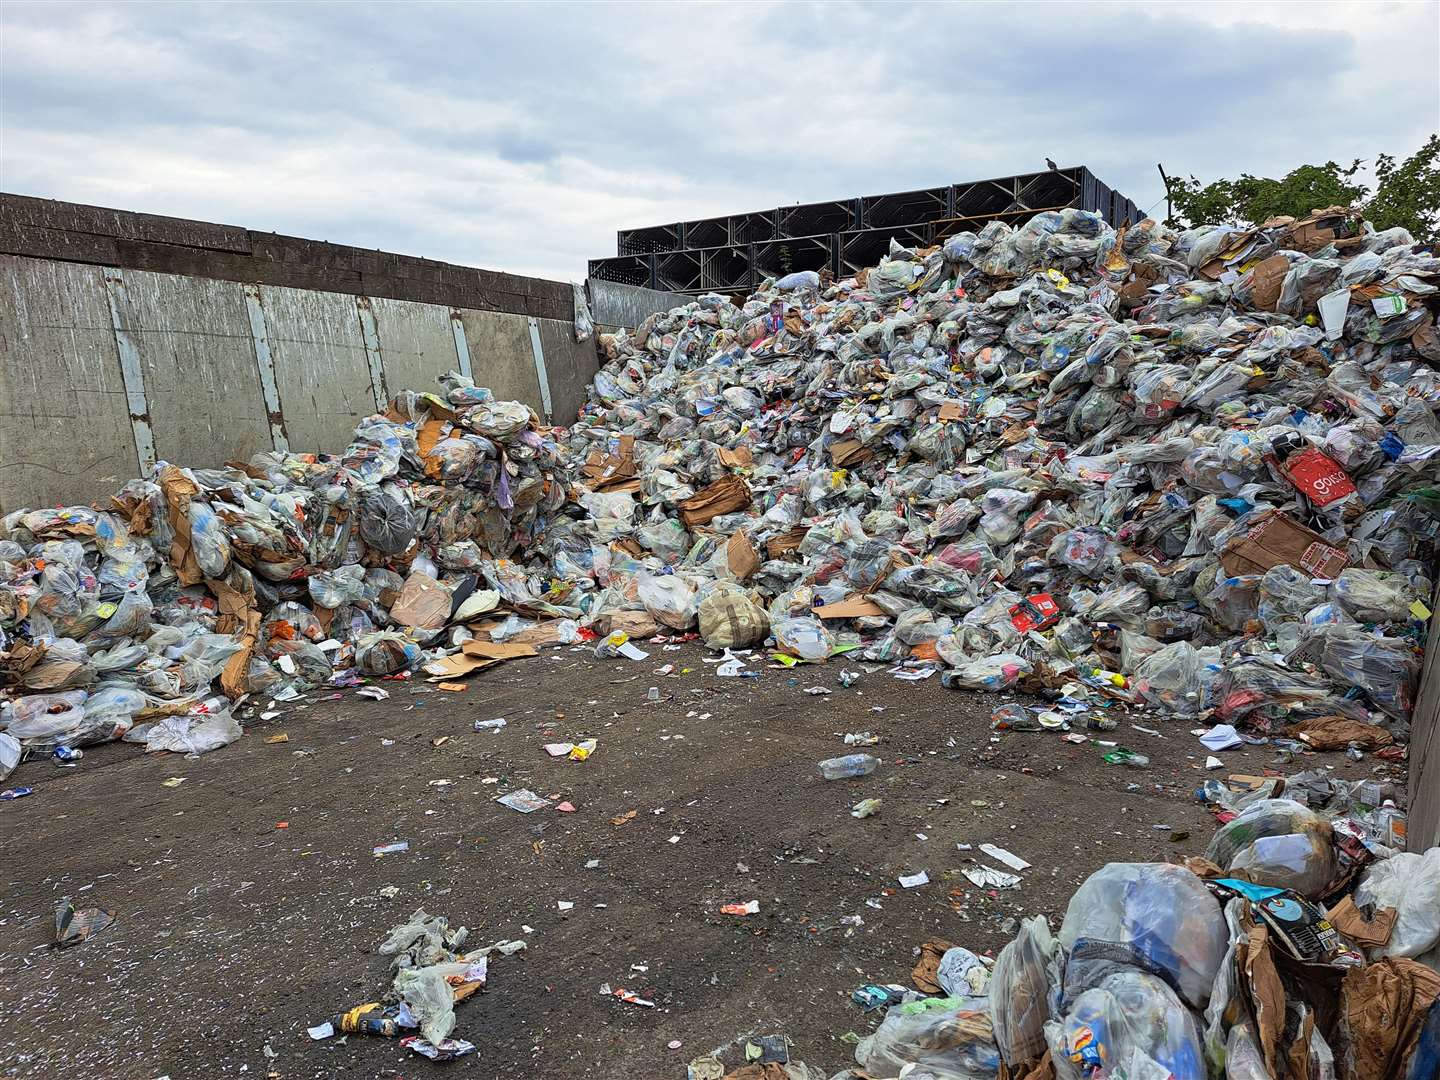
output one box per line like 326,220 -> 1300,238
527,316 -> 553,421
102,268 -> 157,477
355,296 -> 387,411
450,310 -> 474,380
243,285 -> 289,452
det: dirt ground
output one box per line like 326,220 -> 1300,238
0,642 -> 1398,1079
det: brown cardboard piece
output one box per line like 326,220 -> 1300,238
815,596 -> 887,619
389,572 -> 451,630
1340,957 -> 1440,1080
1284,716 -> 1394,750
1248,254 -> 1291,311
209,576 -> 261,699
1325,895 -> 1397,949
461,640 -> 539,660
910,937 -> 958,994
678,476 -> 751,527
157,465 -> 204,587
829,438 -> 874,467
718,445 -> 754,469
582,434 -> 638,491
766,527 -> 807,559
1238,916 -> 1287,1077
423,653 -> 500,680
726,531 -> 759,580
1220,510 -> 1348,578
938,401 -> 966,421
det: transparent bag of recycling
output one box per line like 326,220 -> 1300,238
855,996 -> 1000,1080
773,616 -> 833,662
1313,624 -> 1418,723
989,915 -> 1057,1066
1204,799 -> 1337,899
1133,640 -> 1209,717
4,690 -> 89,745
261,601 -> 324,645
1257,564 -> 1327,623
465,400 -> 532,441
143,705 -> 242,755
1330,568 -> 1412,623
266,638 -> 334,686
355,630 -> 422,675
188,500 -> 231,578
1048,527 -> 1115,578
942,652 -> 1030,691
1049,970 -> 1205,1080
308,564 -> 366,610
1057,862 -> 1226,1009
636,573 -> 698,629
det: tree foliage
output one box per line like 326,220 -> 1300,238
1165,135 -> 1439,239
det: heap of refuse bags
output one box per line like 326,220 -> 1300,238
4,204 -> 1440,780
568,205 -> 1438,730
837,771 -> 1440,1080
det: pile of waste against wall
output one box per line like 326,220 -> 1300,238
3,205 -> 1438,795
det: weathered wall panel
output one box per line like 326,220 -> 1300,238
1409,598 -> 1440,852
535,317 -> 600,424
368,296 -> 459,400
586,279 -> 691,331
257,286 -> 376,455
110,269 -> 272,469
0,256 -> 136,511
456,309 -> 544,413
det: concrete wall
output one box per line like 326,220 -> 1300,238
1408,600 -> 1440,852
0,195 -> 685,513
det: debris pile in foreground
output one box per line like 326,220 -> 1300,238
3,205 -> 1439,792
810,771 -> 1440,1080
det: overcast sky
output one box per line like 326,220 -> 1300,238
3,1 -> 1437,281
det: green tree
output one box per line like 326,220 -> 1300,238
1366,134 -> 1440,237
1163,135 -> 1439,239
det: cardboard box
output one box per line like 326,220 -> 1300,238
1220,510 -> 1348,578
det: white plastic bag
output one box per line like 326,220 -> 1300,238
1353,849 -> 1440,959
143,707 -> 242,755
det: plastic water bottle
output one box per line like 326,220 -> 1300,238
818,753 -> 879,780
474,718 -> 507,732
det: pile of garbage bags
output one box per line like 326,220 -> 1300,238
567,206 -> 1439,743
845,783 -> 1440,1080
0,372 -> 573,778
4,204 -> 1440,779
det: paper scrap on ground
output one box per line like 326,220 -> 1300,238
898,871 -> 930,889
979,843 -> 1030,871
963,866 -> 1021,889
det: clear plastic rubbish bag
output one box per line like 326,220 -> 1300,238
1203,799 -> 1337,899
1049,970 -> 1205,1080
773,616 -> 833,662
1057,862 -> 1226,1009
856,996 -> 1000,1080
990,915 -> 1057,1066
